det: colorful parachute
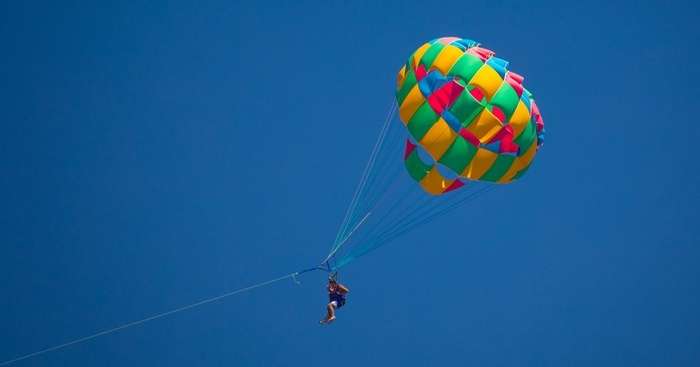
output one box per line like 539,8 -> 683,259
396,37 -> 545,195
326,37 -> 546,269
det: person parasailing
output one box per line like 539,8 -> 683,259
320,275 -> 349,324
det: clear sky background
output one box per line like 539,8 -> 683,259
2,0 -> 699,366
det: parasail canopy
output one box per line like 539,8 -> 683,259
326,37 -> 546,269
396,37 -> 545,195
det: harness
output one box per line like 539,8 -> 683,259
329,290 -> 346,307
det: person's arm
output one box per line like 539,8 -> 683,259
337,283 -> 349,294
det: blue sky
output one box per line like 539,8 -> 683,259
1,0 -> 699,366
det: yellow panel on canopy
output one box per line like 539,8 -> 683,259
468,65 -> 503,100
399,85 -> 426,124
420,167 -> 453,195
508,100 -> 531,138
466,109 -> 503,143
499,140 -> 538,183
419,118 -> 458,161
462,148 -> 498,180
411,43 -> 431,68
431,44 -> 464,75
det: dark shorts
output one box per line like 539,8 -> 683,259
330,294 -> 346,308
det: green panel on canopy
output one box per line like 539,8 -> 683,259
489,83 -> 520,120
449,90 -> 483,128
514,121 -> 536,155
407,103 -> 439,141
419,42 -> 445,69
438,136 -> 477,174
404,150 -> 431,182
480,154 -> 516,182
396,68 -> 417,106
513,162 -> 532,180
447,54 -> 483,82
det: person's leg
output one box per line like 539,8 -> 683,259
320,302 -> 337,323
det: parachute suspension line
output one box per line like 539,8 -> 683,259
323,211 -> 371,265
334,184 -> 498,269
361,186 -> 433,243
349,136 -> 472,250
369,186 -> 495,261
327,168 -> 406,266
400,182 -> 486,230
330,184 -> 427,269
359,176 -> 449,242
342,171 -> 407,250
420,185 -> 498,226
371,183 -> 485,242
348,148 -> 404,233
0,268 -> 324,367
332,100 -> 397,250
349,129 -> 404,221
366,185 -> 481,248
370,184 -> 495,247
358,118 -> 404,195
338,102 -> 398,242
333,160 -> 492,268
334,135 -> 401,249
352,184 -> 417,245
